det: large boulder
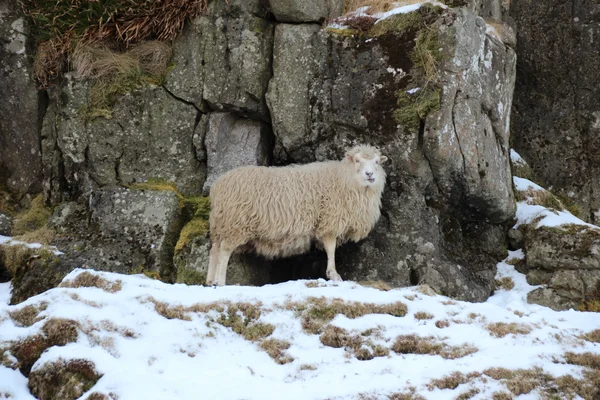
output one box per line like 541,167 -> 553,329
201,112 -> 272,194
266,6 -> 516,301
510,0 -> 600,222
41,76 -> 204,201
164,0 -> 274,120
0,0 -> 42,197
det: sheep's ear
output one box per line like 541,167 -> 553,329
380,155 -> 388,164
345,152 -> 354,163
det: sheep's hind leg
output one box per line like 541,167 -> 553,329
206,240 -> 221,285
322,235 -> 342,282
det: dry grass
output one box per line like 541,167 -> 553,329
582,329 -> 600,343
305,281 -> 327,288
11,195 -> 51,236
22,0 -> 210,87
564,352 -> 600,370
391,335 -> 478,359
414,311 -> 434,320
426,371 -> 482,390
13,226 -> 56,246
319,325 -> 390,361
495,277 -> 515,291
357,280 -> 392,291
60,272 -> 123,293
9,303 -> 48,327
491,392 -> 512,400
260,338 -> 294,365
387,388 -> 426,400
299,363 -> 317,371
486,322 -> 532,338
282,297 -> 407,334
455,388 -> 480,400
435,319 -> 450,329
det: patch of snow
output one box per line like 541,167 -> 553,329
514,202 -> 597,229
0,366 -> 36,400
0,234 -> 63,255
513,176 -> 544,192
407,87 -> 420,94
510,149 -> 526,165
0,282 -> 10,306
1,268 -> 599,399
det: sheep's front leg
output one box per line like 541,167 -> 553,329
206,240 -> 220,285
214,241 -> 236,286
322,235 -> 342,282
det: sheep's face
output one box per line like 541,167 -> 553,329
347,150 -> 388,188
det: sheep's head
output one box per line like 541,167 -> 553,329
344,145 -> 388,189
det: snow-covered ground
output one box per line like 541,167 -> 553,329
1,262 -> 599,400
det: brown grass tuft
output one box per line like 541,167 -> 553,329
564,352 -> 600,369
582,329 -> 600,343
495,277 -> 515,291
260,338 -> 294,365
486,322 -> 532,338
426,371 -> 481,390
357,280 -> 392,291
455,388 -> 480,400
61,271 -> 122,293
435,319 -> 450,329
391,335 -> 477,359
282,297 -> 407,335
9,302 -> 48,327
414,311 -> 434,320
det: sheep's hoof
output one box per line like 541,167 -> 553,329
326,270 -> 343,282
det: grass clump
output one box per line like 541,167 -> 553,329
582,329 -> 600,343
20,0 -> 209,87
175,219 -> 208,253
426,371 -> 481,390
319,325 -> 390,361
391,334 -> 478,359
11,195 -> 52,236
435,319 -> 450,329
414,311 -> 434,320
283,297 -> 407,334
9,302 -> 48,327
60,271 -> 122,293
495,277 -> 515,291
357,280 -> 392,291
2,245 -> 56,276
176,266 -> 206,286
486,322 -> 532,338
28,358 -> 101,400
564,352 -> 600,370
260,338 -> 294,365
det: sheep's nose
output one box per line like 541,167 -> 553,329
366,171 -> 373,177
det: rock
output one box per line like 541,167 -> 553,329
0,213 -> 12,236
508,228 -> 524,250
28,359 -> 102,400
527,270 -> 600,311
269,0 -> 343,23
175,233 -> 271,286
523,225 -> 600,310
525,226 -> 600,271
202,112 -> 272,194
165,0 -> 274,119
510,0 -> 600,222
265,7 -> 516,301
0,0 -> 42,197
41,77 -> 204,200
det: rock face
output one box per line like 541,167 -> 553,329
522,225 -> 600,310
269,0 -> 343,23
2,1 -> 519,303
164,0 -> 274,119
202,112 -> 272,194
0,0 -> 43,197
266,7 -> 516,301
41,77 -> 204,202
510,0 -> 600,223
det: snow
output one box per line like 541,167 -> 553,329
1,267 -> 599,400
512,177 -> 598,230
328,1 -> 448,29
510,149 -> 526,165
0,234 -> 63,255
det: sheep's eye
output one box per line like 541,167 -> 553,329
376,160 -> 379,164
355,159 -> 359,163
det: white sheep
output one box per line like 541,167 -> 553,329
206,145 -> 388,286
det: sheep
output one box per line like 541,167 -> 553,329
206,145 -> 388,286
